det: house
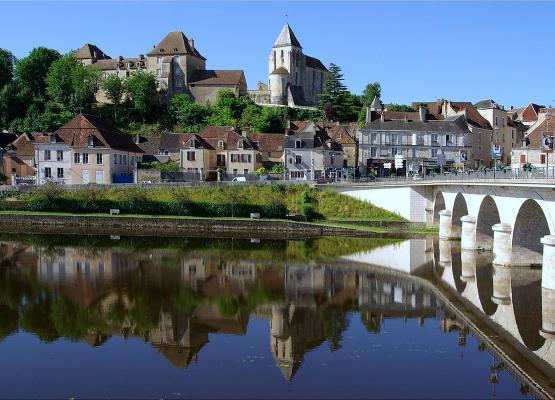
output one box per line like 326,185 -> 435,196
250,132 -> 285,168
514,103 -> 543,127
35,132 -> 72,185
283,121 -> 343,180
475,99 -> 518,166
358,101 -> 471,176
444,101 -> 493,168
511,108 -> 555,170
76,31 -> 247,105
55,114 -> 144,184
327,124 -> 358,169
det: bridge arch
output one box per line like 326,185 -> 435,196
511,269 -> 544,351
512,199 -> 551,266
451,193 -> 468,238
475,261 -> 498,316
476,195 -> 501,251
433,191 -> 445,227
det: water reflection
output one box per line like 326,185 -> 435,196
0,235 -> 547,398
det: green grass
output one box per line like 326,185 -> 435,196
8,184 -> 404,221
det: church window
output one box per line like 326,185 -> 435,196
273,51 -> 276,70
280,50 -> 284,61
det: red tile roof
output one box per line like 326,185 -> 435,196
520,103 -> 542,123
189,70 -> 245,86
450,102 -> 492,129
250,133 -> 285,152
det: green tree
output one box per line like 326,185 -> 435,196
0,81 -> 29,129
386,103 -> 416,112
46,54 -> 100,113
0,49 -> 15,89
15,47 -> 60,98
361,82 -> 381,107
318,63 -> 353,122
169,94 -> 209,132
126,71 -> 158,122
101,74 -> 126,120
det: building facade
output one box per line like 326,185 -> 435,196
358,103 -> 471,175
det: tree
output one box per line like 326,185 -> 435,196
386,103 -> 416,112
0,49 -> 15,89
169,94 -> 209,132
15,47 -> 60,98
46,54 -> 100,113
318,63 -> 353,122
101,74 -> 126,120
361,82 -> 381,107
0,81 -> 29,129
126,71 -> 157,122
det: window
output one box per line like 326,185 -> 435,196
541,154 -> 547,164
74,153 -> 81,164
218,140 -> 225,150
370,147 -> 377,158
57,150 -> 63,161
216,154 -> 226,166
114,154 -> 118,165
230,154 -> 239,162
57,168 -> 64,179
295,140 -> 302,149
131,156 -> 135,164
233,169 -> 238,174
238,140 -> 244,149
187,151 -> 195,161
44,167 -> 51,178
82,153 -> 89,164
50,134 -> 56,143
87,136 -> 94,147
44,150 -> 51,161
244,169 -> 249,175
520,154 -> 526,164
125,71 -> 130,78
431,149 -> 438,158
295,155 -> 302,165
96,153 -> 103,165
280,49 -> 284,60
103,72 -> 109,79
156,69 -> 161,77
156,56 -> 162,64
241,154 -> 251,163
123,155 -> 127,165
291,171 -> 305,179
431,134 -> 438,144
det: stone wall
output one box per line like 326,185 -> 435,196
0,214 -> 374,239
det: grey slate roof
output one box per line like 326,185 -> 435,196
363,114 -> 470,133
273,23 -> 302,48
147,31 -> 206,60
305,55 -> 327,71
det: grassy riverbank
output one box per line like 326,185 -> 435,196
1,184 -> 405,221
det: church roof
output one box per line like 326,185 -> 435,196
270,67 -> 289,75
305,55 -> 327,71
273,23 -> 302,48
74,43 -> 111,60
370,96 -> 381,109
147,31 -> 206,60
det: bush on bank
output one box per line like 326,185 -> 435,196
15,183 -> 403,220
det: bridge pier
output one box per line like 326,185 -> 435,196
541,235 -> 555,290
460,249 -> 476,282
491,264 -> 512,305
461,215 -> 477,250
492,223 -> 512,266
439,210 -> 457,240
541,288 -> 555,339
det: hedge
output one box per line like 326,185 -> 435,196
26,198 -> 287,218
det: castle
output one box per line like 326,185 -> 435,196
75,31 -> 247,105
250,23 -> 328,108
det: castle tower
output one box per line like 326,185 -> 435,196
269,24 -> 303,105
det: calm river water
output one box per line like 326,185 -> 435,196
0,234 -> 550,399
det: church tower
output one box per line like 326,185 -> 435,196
268,23 -> 303,105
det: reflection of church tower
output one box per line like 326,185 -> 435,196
269,304 -> 326,382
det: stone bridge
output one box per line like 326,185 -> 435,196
331,180 -> 555,269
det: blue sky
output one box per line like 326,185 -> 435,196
0,1 -> 552,108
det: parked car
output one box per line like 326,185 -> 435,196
315,177 -> 333,184
259,174 -> 272,181
412,173 -> 423,181
232,176 -> 247,182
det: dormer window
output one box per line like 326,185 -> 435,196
238,140 -> 244,149
218,140 -> 225,150
50,134 -> 56,144
295,140 -> 302,149
189,139 -> 196,148
87,135 -> 94,147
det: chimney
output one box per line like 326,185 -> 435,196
510,105 -> 514,111
118,55 -> 123,61
189,38 -> 195,49
365,107 -> 370,125
419,106 -> 426,122
135,132 -> 140,144
241,130 -> 249,138
380,112 -> 384,123
93,50 -> 97,59
404,115 -> 408,123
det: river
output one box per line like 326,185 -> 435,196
0,234 -> 549,398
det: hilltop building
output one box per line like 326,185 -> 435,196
75,31 -> 247,105
250,24 -> 328,108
